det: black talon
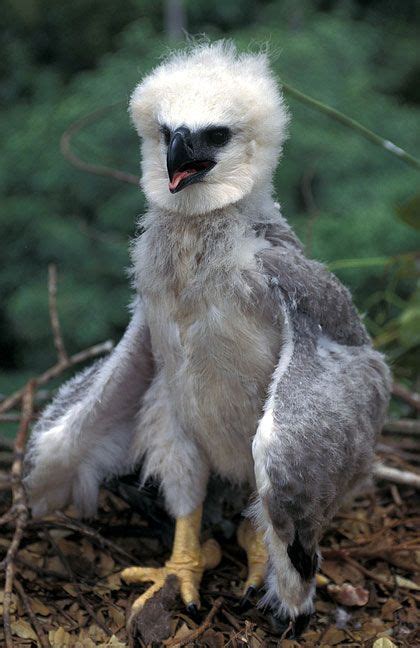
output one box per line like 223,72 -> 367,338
239,585 -> 257,608
289,612 -> 311,639
239,585 -> 256,609
186,603 -> 200,621
270,612 -> 292,636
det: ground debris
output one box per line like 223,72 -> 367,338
0,477 -> 418,647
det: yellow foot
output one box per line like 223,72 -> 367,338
237,518 -> 267,595
121,507 -> 221,621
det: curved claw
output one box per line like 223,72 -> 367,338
122,508 -> 222,619
239,585 -> 256,610
186,603 -> 200,622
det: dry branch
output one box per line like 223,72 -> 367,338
14,578 -> 50,648
0,339 -> 113,415
2,381 -> 34,648
60,104 -> 139,185
383,419 -> 420,436
374,462 -> 420,489
166,597 -> 223,647
48,263 -> 68,363
392,382 -> 420,411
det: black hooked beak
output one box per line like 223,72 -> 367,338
166,127 -> 216,194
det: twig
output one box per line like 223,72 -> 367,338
374,462 -> 420,489
0,509 -> 17,527
52,511 -> 137,564
44,529 -> 112,636
281,80 -> 420,170
16,555 -> 71,581
377,442 -> 420,464
0,339 -> 113,414
14,578 -> 50,648
2,381 -> 34,648
48,263 -> 68,363
166,597 -> 223,647
0,413 -> 38,425
60,104 -> 139,185
322,549 -> 393,590
383,419 -> 420,436
392,382 -> 420,411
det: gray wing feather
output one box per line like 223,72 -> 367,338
251,236 -> 390,618
257,233 -> 369,346
24,297 -> 154,516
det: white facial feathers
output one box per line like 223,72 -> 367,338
129,41 -> 289,215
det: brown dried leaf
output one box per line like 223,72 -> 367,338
46,555 -> 67,575
381,598 -> 402,620
103,636 -> 128,647
164,621 -> 191,644
321,560 -> 364,585
321,627 -> 346,645
103,572 -> 122,591
74,637 -> 96,648
11,619 -> 38,641
327,582 -> 369,606
360,618 -> 387,640
372,638 -> 398,648
88,623 -> 109,642
395,575 -> 420,590
200,629 -> 225,648
29,597 -> 51,616
62,582 -> 78,597
97,551 -> 115,576
49,626 -> 73,647
81,539 -> 96,562
108,605 -> 125,629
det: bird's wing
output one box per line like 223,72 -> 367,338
251,237 -> 390,617
255,228 -> 369,346
24,297 -> 154,517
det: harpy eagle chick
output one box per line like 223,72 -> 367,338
24,42 -> 390,635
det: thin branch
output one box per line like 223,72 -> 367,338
321,549 -> 393,590
55,511 -> 137,564
382,419 -> 420,436
60,104 -> 139,185
392,382 -> 420,411
166,597 -> 223,647
14,578 -> 50,648
281,80 -> 420,170
2,381 -> 34,648
48,263 -> 68,363
374,462 -> 420,489
0,339 -> 113,415
61,77 -> 420,196
0,413 -> 27,423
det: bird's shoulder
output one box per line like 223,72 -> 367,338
253,221 -> 370,347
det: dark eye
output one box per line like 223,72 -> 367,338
160,125 -> 171,146
205,127 -> 231,147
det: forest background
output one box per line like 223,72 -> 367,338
1,0 -> 419,416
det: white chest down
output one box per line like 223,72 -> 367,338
137,222 -> 283,484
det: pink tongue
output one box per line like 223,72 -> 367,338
169,168 -> 197,191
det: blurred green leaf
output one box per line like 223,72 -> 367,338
396,194 -> 420,230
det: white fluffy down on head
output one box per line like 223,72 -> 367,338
130,41 -> 289,215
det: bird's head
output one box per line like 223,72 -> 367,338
130,41 -> 289,216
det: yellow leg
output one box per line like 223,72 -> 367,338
121,506 -> 221,618
237,519 -> 267,594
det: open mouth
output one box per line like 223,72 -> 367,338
168,160 -> 215,194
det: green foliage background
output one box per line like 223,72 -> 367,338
1,0 -> 419,397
